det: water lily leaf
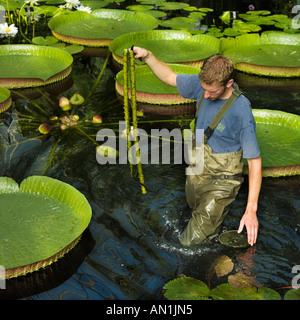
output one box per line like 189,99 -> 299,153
212,255 -> 234,277
188,12 -> 207,19
210,283 -> 239,300
0,86 -> 12,113
158,2 -> 190,11
221,31 -> 300,77
81,0 -> 108,10
48,9 -> 158,47
246,10 -> 271,16
228,272 -> 258,289
126,4 -> 154,11
163,277 -> 211,300
0,0 -> 24,10
234,287 -> 281,300
62,44 -> 84,55
284,288 -> 300,300
0,45 -> 73,89
109,30 -> 220,67
0,176 -> 92,279
32,36 -> 59,45
159,17 -> 198,30
251,109 -> 300,177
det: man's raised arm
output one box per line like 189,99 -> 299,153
133,46 -> 178,87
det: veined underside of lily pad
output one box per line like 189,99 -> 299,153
221,32 -> 300,77
116,63 -> 200,105
0,45 -> 73,89
109,30 -> 220,67
0,86 -> 12,113
245,109 -> 300,177
0,176 -> 92,279
48,9 -> 158,47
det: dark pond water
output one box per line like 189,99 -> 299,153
0,48 -> 299,300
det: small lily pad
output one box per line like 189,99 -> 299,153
219,230 -> 249,248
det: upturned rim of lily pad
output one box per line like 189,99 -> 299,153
109,29 -> 220,67
115,63 -> 200,105
0,175 -> 92,279
0,44 -> 73,89
0,86 -> 12,114
245,109 -> 300,177
48,9 -> 158,47
221,31 -> 300,77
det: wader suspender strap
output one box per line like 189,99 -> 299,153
195,85 -> 242,144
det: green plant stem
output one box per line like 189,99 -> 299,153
123,48 -> 133,175
85,50 -> 111,102
17,2 -> 33,44
75,126 -> 98,146
42,135 -> 62,175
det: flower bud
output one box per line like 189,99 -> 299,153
59,123 -> 68,131
92,115 -> 102,124
59,97 -> 71,111
38,123 -> 51,134
70,93 -> 84,105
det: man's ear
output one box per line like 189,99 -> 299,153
226,79 -> 234,88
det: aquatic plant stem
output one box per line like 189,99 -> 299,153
85,50 -> 111,102
129,49 -> 146,194
123,48 -> 133,175
42,135 -> 63,175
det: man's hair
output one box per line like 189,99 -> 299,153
199,54 -> 234,86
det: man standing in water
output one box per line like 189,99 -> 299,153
133,47 -> 262,246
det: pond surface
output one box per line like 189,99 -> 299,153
0,51 -> 299,300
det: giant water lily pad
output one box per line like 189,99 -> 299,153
250,109 -> 300,177
221,32 -> 300,77
0,45 -> 73,89
109,30 -> 220,67
0,86 -> 12,113
116,63 -> 199,105
0,176 -> 92,279
48,9 -> 158,47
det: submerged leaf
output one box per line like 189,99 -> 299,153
228,272 -> 258,289
213,255 -> 234,277
163,277 -> 211,300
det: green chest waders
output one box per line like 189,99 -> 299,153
180,86 -> 245,246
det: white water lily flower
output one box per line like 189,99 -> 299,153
0,23 -> 18,37
24,0 -> 39,5
76,5 -> 92,14
65,0 -> 81,9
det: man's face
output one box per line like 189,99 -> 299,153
201,82 -> 227,101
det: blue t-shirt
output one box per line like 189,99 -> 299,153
177,73 -> 260,159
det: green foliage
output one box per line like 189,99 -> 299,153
164,277 -> 211,300
163,255 -> 298,300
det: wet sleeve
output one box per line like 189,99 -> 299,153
176,74 -> 201,100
